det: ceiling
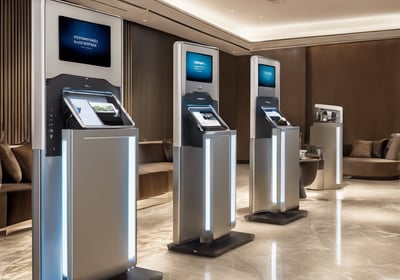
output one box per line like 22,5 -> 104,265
66,0 -> 400,55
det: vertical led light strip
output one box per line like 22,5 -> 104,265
271,241 -> 277,280
280,131 -> 286,206
271,134 -> 278,204
205,138 -> 211,232
336,190 -> 343,265
230,134 -> 236,225
128,136 -> 136,263
61,139 -> 68,278
336,126 -> 342,184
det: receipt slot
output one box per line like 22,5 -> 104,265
168,42 -> 254,257
31,1 -> 162,279
246,56 -> 307,225
309,104 -> 343,189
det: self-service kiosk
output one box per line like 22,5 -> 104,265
309,104 -> 343,189
31,1 -> 162,279
246,56 -> 307,225
168,42 -> 254,257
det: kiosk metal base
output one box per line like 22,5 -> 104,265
167,231 -> 255,257
245,210 -> 308,225
109,267 -> 163,280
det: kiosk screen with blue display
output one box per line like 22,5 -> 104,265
186,52 -> 213,83
59,16 -> 111,67
258,64 -> 275,88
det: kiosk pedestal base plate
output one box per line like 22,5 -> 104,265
109,267 -> 163,280
245,210 -> 308,225
167,231 -> 255,257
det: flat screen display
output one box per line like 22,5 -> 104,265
258,64 -> 275,88
59,16 -> 111,67
186,52 -> 213,83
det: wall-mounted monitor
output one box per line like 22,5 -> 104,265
59,16 -> 111,67
258,64 -> 275,88
186,52 -> 213,83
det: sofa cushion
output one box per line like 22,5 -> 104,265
372,138 -> 389,158
350,140 -> 372,158
162,139 -> 173,162
0,143 -> 22,183
12,144 -> 32,182
139,162 -> 173,175
385,135 -> 400,160
0,182 -> 32,193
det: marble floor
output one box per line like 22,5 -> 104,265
1,164 -> 400,279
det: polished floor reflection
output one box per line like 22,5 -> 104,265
1,165 -> 400,279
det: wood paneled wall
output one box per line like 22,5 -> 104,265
306,39 -> 400,144
122,21 -> 239,142
235,56 -> 251,161
0,0 -> 31,144
123,22 -> 181,141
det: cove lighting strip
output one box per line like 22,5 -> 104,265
61,139 -> 68,278
161,1 -> 400,42
230,134 -> 236,226
128,136 -> 137,263
205,138 -> 211,232
271,134 -> 278,205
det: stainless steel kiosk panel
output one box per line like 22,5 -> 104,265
247,55 -> 306,225
32,1 -> 162,279
309,104 -> 343,189
62,128 -> 138,279
169,42 -> 253,257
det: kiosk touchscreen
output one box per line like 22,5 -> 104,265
63,89 -> 131,128
32,1 -> 162,279
309,104 -> 343,189
246,55 -> 307,225
168,42 -> 254,257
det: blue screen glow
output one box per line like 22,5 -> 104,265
258,64 -> 275,88
59,16 -> 111,67
186,52 -> 212,83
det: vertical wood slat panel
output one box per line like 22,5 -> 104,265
0,0 -> 31,144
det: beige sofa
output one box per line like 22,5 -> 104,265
343,134 -> 400,179
138,140 -> 173,199
0,143 -> 32,230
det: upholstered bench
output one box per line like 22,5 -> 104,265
138,140 -> 173,199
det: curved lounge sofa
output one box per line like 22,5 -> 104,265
343,135 -> 400,179
343,157 -> 400,179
